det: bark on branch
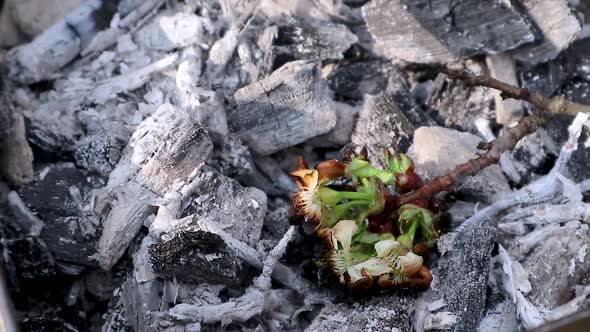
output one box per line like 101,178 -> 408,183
400,66 -> 590,205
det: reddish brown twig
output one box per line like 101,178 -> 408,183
400,67 -> 589,205
440,66 -> 590,116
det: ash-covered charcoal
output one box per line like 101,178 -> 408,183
521,221 -> 590,309
149,230 -> 241,286
74,121 -> 130,176
309,102 -> 360,148
24,100 -> 84,160
269,15 -> 358,67
486,54 -> 524,125
9,163 -> 105,267
114,235 -> 166,332
121,276 -> 163,332
181,168 -> 267,247
352,66 -> 429,167
229,60 -> 337,155
327,59 -> 395,100
210,135 -> 283,196
417,226 -> 496,332
362,0 -> 535,63
135,11 -> 205,51
501,129 -> 556,185
427,61 -> 495,135
6,0 -> 120,84
175,63 -> 229,146
96,104 -> 213,270
510,0 -> 581,65
253,155 -> 298,196
306,295 -> 416,332
477,291 -> 518,332
262,198 -> 292,241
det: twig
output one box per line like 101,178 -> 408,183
440,66 -> 590,116
254,226 -> 296,291
401,109 -> 551,204
167,226 -> 297,325
400,67 -> 590,205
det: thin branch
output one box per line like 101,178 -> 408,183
400,67 -> 590,205
401,109 -> 550,204
440,66 -> 590,116
455,111 -> 589,232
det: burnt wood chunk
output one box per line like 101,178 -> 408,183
511,0 -> 581,65
362,0 -> 535,63
97,104 -> 213,270
270,16 -> 358,66
11,163 -> 105,267
230,60 -> 336,155
181,168 -> 267,247
149,230 -> 241,286
352,67 -> 426,167
417,227 -> 496,331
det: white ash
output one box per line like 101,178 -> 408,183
468,113 -> 590,329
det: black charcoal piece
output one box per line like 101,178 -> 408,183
427,63 -> 495,135
209,135 -> 284,197
270,16 -> 357,67
327,59 -> 395,100
74,123 -> 130,176
13,163 -> 105,267
149,230 -> 241,286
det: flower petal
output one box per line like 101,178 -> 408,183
374,239 -> 401,258
333,219 -> 357,251
316,159 -> 348,182
348,258 -> 392,281
291,169 -> 319,191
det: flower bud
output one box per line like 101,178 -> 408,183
395,171 -> 423,193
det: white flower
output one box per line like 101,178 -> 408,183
395,252 -> 423,276
346,239 -> 404,282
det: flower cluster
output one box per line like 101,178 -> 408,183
290,147 -> 440,292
